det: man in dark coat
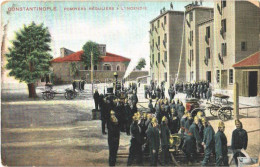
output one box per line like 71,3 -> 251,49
177,101 -> 185,121
145,87 -> 149,99
127,115 -> 143,166
125,99 -> 133,136
169,108 -> 180,134
93,89 -> 99,110
148,99 -> 154,113
108,111 -> 120,166
114,99 -> 125,132
99,94 -> 107,135
131,91 -> 138,108
184,116 -> 202,164
231,119 -> 248,166
156,86 -> 161,99
201,117 -> 215,166
215,121 -> 228,166
160,116 -> 170,166
146,117 -> 160,166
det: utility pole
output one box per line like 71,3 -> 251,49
234,82 -> 239,120
91,51 -> 94,95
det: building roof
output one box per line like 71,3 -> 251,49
197,18 -> 214,26
232,51 -> 260,68
150,10 -> 184,23
51,51 -> 131,63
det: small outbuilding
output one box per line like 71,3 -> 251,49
232,51 -> 260,97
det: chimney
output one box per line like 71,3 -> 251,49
98,44 -> 106,56
60,48 -> 75,57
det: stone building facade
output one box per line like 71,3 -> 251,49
149,10 -> 185,90
184,4 -> 214,82
198,18 -> 214,82
213,0 -> 260,91
51,45 -> 131,83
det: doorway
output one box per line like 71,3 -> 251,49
249,71 -> 257,97
221,70 -> 228,89
206,71 -> 211,83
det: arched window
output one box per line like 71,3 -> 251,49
94,65 -> 97,71
116,65 -> 120,71
103,64 -> 111,71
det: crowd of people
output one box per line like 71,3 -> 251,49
93,83 -> 248,166
145,81 -> 213,102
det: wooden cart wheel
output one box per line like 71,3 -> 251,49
42,92 -> 47,100
209,108 -> 218,117
217,106 -> 233,121
64,91 -> 72,100
50,91 -> 55,99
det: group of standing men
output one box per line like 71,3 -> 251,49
93,84 -> 248,166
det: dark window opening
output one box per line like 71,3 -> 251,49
241,42 -> 247,51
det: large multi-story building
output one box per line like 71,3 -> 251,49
213,0 -> 260,91
198,18 -> 214,82
149,10 -> 185,90
184,3 -> 214,82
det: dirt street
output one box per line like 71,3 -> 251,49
1,83 -> 259,166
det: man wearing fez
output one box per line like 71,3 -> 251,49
108,110 -> 120,166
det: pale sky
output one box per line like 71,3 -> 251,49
2,1 -> 213,74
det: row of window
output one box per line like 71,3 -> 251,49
151,51 -> 168,64
216,69 -> 233,84
85,64 -> 122,71
150,72 -> 168,82
152,33 -> 167,48
190,69 -> 233,84
151,16 -> 167,31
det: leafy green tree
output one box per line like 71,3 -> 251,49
5,22 -> 52,98
69,62 -> 79,79
82,41 -> 100,67
136,58 -> 146,70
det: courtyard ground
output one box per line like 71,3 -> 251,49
1,83 -> 259,166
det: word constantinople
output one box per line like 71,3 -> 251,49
8,7 -> 57,11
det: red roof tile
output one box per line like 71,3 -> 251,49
51,51 -> 131,63
233,51 -> 260,68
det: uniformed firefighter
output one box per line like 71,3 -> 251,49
231,119 -> 248,166
146,117 -> 160,166
169,108 -> 180,134
184,113 -> 193,134
201,117 -> 215,166
125,99 -> 133,136
93,89 -> 100,110
148,99 -> 155,113
163,99 -> 171,120
131,91 -> 138,107
145,87 -> 149,99
139,112 -> 148,146
160,116 -> 170,166
184,116 -> 202,164
206,87 -> 212,102
127,114 -> 143,166
108,111 -> 120,166
197,112 -> 205,152
180,110 -> 188,136
215,121 -> 228,166
114,99 -> 125,132
177,101 -> 185,121
99,94 -> 107,135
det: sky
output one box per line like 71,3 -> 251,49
1,1 -> 213,75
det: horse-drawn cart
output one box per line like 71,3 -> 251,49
207,94 -> 233,121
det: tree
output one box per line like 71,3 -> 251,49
136,58 -> 146,70
69,62 -> 79,79
5,22 -> 52,98
81,41 -> 100,67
